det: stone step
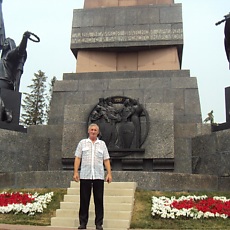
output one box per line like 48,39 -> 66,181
51,182 -> 137,230
51,217 -> 129,228
64,195 -> 133,203
56,209 -> 132,220
70,181 -> 136,190
67,188 -> 135,196
60,202 -> 133,211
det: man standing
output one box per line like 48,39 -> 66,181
73,123 -> 112,230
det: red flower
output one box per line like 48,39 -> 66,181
0,192 -> 34,206
171,197 -> 230,217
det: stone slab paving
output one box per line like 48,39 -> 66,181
0,225 -> 170,230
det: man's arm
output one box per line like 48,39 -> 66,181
104,159 -> 112,183
73,157 -> 81,182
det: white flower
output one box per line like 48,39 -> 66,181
0,192 -> 54,215
151,195 -> 230,220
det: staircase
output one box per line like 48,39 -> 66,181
51,181 -> 137,230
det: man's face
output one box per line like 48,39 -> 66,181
88,125 -> 99,140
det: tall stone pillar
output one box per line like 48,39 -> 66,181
49,0 -> 203,173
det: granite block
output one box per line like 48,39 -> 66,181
216,129 -> 230,152
78,78 -> 109,91
53,80 -> 79,92
174,114 -> 202,124
93,8 -> 106,26
72,9 -> 83,28
184,89 -> 202,115
81,9 -> 95,27
65,91 -> 85,105
114,7 -> 126,26
109,78 -> 140,90
144,120 -> 174,158
196,123 -> 211,136
48,92 -> 66,125
171,77 -> 198,89
0,131 -> 50,173
160,4 -> 182,24
140,77 -> 171,89
174,138 -> 192,173
220,151 -> 230,176
104,9 -> 116,27
192,154 -> 220,176
125,8 -> 138,25
0,173 -> 15,188
190,131 -> 230,176
175,123 -> 200,138
192,133 -> 216,157
64,70 -> 190,81
159,172 -> 218,191
144,88 -> 164,103
62,104 -> 92,157
142,103 -> 174,158
27,125 -> 64,171
15,171 -> 72,189
145,103 -> 173,121
112,171 -> 161,190
218,177 -> 230,191
163,88 -> 184,114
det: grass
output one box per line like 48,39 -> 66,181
1,188 -> 230,229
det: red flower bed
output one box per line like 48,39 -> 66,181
0,192 -> 34,206
171,197 -> 230,216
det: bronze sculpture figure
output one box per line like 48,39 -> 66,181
216,13 -> 230,68
0,31 -> 40,92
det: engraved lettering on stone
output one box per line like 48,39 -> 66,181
72,27 -> 182,44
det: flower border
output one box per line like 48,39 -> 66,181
151,195 -> 230,219
0,192 -> 54,216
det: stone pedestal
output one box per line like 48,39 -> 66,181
0,88 -> 26,132
45,0 -> 205,173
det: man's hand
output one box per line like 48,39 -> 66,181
73,172 -> 80,182
106,173 -> 112,183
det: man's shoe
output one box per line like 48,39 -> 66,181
78,225 -> 87,229
96,225 -> 103,230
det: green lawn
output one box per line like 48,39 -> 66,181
1,188 -> 230,229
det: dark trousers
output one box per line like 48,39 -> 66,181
79,179 -> 104,226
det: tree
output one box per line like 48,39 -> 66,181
45,76 -> 56,124
21,70 -> 48,126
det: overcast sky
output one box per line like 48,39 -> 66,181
2,0 -> 230,123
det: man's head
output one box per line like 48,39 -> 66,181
88,123 -> 100,141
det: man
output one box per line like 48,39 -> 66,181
73,123 -> 112,230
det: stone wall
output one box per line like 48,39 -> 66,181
192,129 -> 230,176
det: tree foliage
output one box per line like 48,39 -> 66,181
20,70 -> 48,126
45,76 -> 57,123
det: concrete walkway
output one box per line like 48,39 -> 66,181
0,225 -> 161,230
0,224 -> 68,230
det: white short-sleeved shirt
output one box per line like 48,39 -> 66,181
75,138 -> 110,180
